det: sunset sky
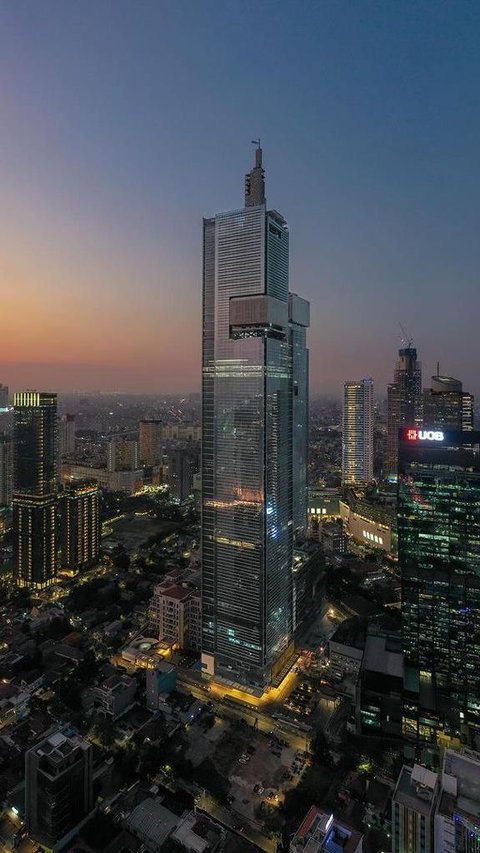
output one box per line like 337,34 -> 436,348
1,1 -> 480,396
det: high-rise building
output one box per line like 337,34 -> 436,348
25,725 -> 93,848
139,419 -> 163,466
0,384 -> 8,408
289,294 -> 310,533
0,406 -> 13,507
107,436 -> 139,472
201,147 -> 309,689
342,380 -> 374,485
392,764 -> 438,853
59,413 -> 76,458
423,374 -> 474,431
435,748 -> 480,852
386,347 -> 422,477
13,391 -> 58,589
59,481 -> 100,572
392,749 -> 480,853
166,445 -> 200,502
398,427 -> 480,743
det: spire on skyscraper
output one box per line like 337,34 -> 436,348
245,140 -> 266,207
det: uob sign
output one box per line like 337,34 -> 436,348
406,429 -> 444,441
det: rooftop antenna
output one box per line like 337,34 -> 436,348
398,322 -> 414,348
251,138 -> 261,148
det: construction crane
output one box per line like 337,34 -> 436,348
398,322 -> 414,348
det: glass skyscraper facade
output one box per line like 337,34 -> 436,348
13,391 -> 58,589
201,149 -> 309,689
386,347 -> 422,478
342,379 -> 374,485
398,428 -> 480,744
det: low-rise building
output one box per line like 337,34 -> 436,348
146,662 -> 177,711
291,806 -> 363,852
87,673 -> 137,720
339,496 -> 395,554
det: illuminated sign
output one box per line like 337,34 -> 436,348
406,429 -> 444,442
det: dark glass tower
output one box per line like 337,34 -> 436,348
13,391 -> 58,589
423,374 -> 474,432
386,347 -> 422,477
201,148 -> 309,689
398,427 -> 480,744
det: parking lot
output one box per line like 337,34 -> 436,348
184,717 -> 310,827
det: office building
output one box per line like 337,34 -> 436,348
392,764 -> 438,853
342,380 -> 374,485
398,428 -> 480,743
392,749 -> 480,853
139,418 -> 163,466
435,748 -> 480,852
25,725 -> 93,848
13,391 -> 57,589
166,444 -> 200,502
86,673 -> 136,720
107,436 -> 139,472
386,347 -> 422,477
0,384 -> 8,408
59,413 -> 76,458
0,406 -> 13,507
59,480 -> 100,572
423,374 -> 474,431
290,293 -> 310,533
201,146 -> 309,688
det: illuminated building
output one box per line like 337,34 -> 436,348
59,480 -> 100,572
150,577 -> 201,651
139,418 -> 163,466
201,146 -> 309,688
398,427 -> 480,743
342,379 -> 374,485
392,764 -> 438,853
290,806 -> 363,852
386,347 -> 422,477
59,413 -> 75,458
0,406 -> 13,506
13,391 -> 57,589
107,436 -> 139,471
434,749 -> 480,852
423,374 -> 474,431
25,725 -> 93,849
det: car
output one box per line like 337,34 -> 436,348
253,784 -> 260,793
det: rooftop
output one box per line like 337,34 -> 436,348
292,806 -> 363,853
393,765 -> 438,817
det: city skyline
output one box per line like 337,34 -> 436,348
2,2 -> 480,396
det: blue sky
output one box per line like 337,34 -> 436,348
1,0 -> 479,394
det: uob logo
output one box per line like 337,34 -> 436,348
406,429 -> 444,441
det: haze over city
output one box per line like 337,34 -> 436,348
2,1 -> 480,395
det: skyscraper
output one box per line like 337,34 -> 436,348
0,384 -> 8,408
13,391 -> 58,589
342,379 -> 374,485
201,147 -> 309,689
398,427 -> 480,743
59,413 -> 76,458
139,418 -> 163,466
25,725 -> 93,848
0,406 -> 13,507
166,445 -> 200,503
423,374 -> 474,431
386,347 -> 422,477
59,481 -> 100,572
